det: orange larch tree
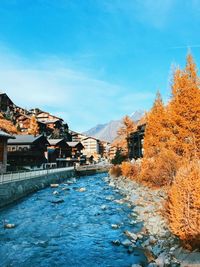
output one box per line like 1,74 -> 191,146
0,113 -> 17,134
28,115 -> 39,136
167,53 -> 200,158
113,115 -> 136,156
143,91 -> 169,158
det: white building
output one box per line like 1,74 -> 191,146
81,137 -> 100,157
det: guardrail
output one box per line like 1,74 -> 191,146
76,164 -> 112,172
0,167 -> 74,185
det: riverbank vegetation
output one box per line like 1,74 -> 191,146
110,53 -> 200,250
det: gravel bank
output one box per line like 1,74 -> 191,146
107,174 -> 200,267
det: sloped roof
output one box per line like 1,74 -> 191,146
66,141 -> 84,148
8,134 -> 48,144
48,139 -> 65,146
0,130 -> 15,139
82,136 -> 99,141
37,118 -> 60,124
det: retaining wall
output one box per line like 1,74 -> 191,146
0,169 -> 75,208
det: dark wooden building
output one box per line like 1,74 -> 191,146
128,124 -> 146,160
7,135 -> 49,170
0,130 -> 14,173
47,138 -> 67,163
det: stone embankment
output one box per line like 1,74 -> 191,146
107,174 -> 200,267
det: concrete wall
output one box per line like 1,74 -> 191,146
0,169 -> 75,208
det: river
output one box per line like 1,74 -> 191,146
0,173 -> 147,267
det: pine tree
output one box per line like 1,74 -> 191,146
28,115 -> 39,136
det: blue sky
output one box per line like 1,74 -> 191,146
0,0 -> 200,131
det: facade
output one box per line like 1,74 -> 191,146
47,138 -> 67,164
128,124 -> 146,159
108,145 -> 118,160
99,141 -> 110,158
56,141 -> 85,167
7,135 -> 49,170
0,130 -> 14,173
70,131 -> 87,142
81,137 -> 100,157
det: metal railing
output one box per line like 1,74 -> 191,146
0,166 -> 74,184
76,164 -> 112,172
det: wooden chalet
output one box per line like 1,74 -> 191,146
128,123 -> 146,159
0,130 -> 15,173
0,92 -> 14,112
56,141 -> 85,167
7,135 -> 49,170
47,138 -> 67,163
66,141 -> 84,158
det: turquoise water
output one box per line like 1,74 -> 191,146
0,173 -> 147,267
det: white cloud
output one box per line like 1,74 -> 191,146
0,45 -> 154,131
0,45 -> 125,131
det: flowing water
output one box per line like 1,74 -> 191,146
0,173 -> 147,267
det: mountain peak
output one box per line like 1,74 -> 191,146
84,110 -> 144,143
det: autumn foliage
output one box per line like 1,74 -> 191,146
113,115 -> 136,156
0,113 -> 17,134
167,161 -> 200,249
121,161 -> 139,180
139,149 -> 179,187
28,115 -> 39,136
113,53 -> 200,249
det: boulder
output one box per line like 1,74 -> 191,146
4,223 -> 16,229
111,224 -> 120,229
50,184 -> 59,188
77,187 -> 86,192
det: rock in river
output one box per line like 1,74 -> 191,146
4,223 -> 16,229
76,187 -> 86,192
50,184 -> 59,188
51,199 -> 64,204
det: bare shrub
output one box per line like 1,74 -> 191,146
109,165 -> 122,177
166,160 -> 200,250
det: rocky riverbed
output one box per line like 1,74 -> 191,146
0,173 -> 148,267
107,174 -> 200,267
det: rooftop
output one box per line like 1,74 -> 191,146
0,130 -> 15,139
8,134 -> 46,144
48,139 -> 65,146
